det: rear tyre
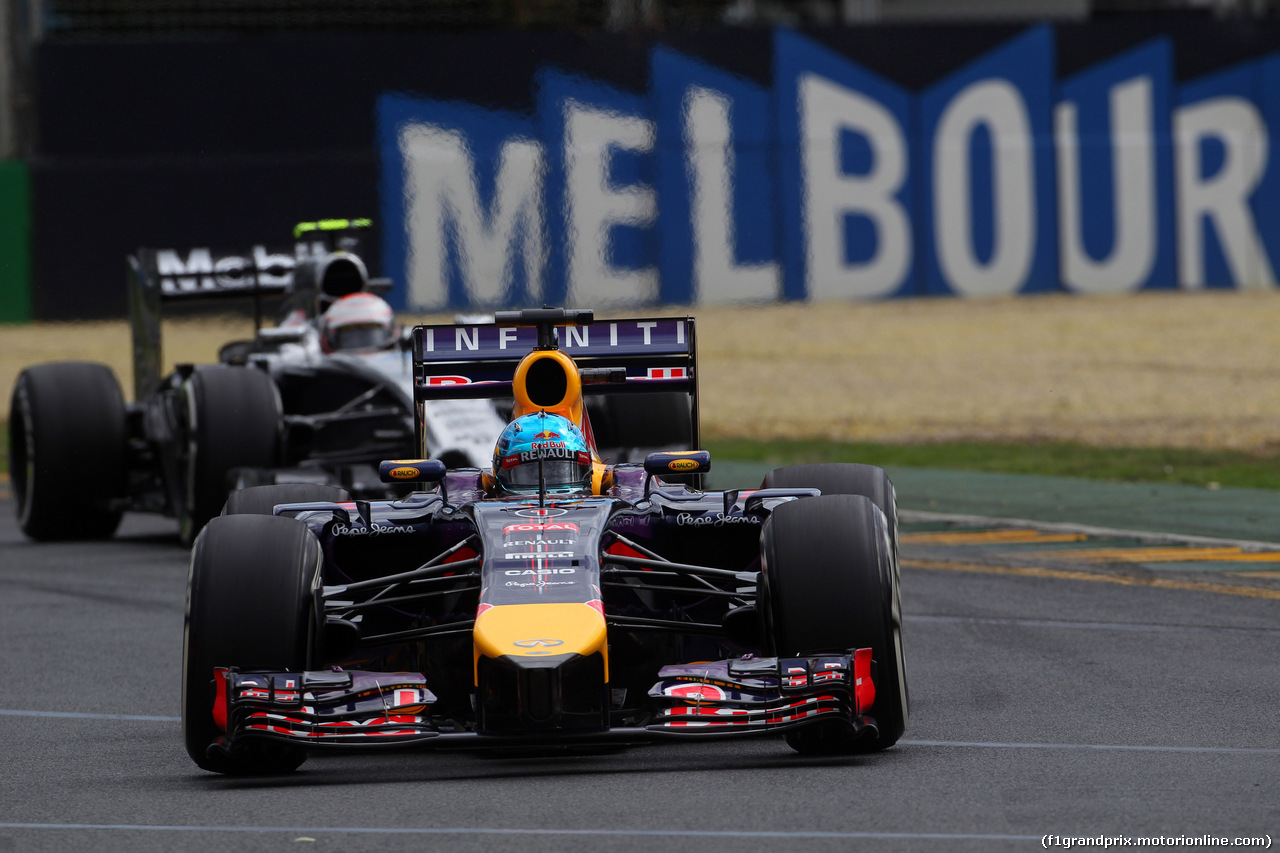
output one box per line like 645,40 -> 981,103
9,362 -> 127,540
179,367 -> 281,545
183,514 -> 321,774
223,484 -> 350,517
761,494 -> 907,754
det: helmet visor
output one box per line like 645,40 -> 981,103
333,323 -> 389,350
498,448 -> 591,492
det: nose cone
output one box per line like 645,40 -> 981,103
472,603 -> 610,734
473,602 -> 608,677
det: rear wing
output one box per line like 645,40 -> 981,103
127,219 -> 383,398
411,311 -> 699,448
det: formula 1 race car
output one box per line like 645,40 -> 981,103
8,220 -> 505,544
182,308 -> 907,774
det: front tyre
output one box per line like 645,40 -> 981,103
9,362 -> 127,540
762,462 -> 905,736
183,513 -> 321,774
761,494 -> 907,754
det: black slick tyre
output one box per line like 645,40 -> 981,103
761,494 -> 907,754
183,513 -> 321,774
179,367 -> 281,545
222,484 -> 350,517
762,463 -> 905,746
9,362 -> 127,540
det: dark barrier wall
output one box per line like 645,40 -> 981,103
30,16 -> 1280,319
30,153 -> 376,318
31,30 -> 657,319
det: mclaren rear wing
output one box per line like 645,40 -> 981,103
127,219 -> 383,398
411,310 -> 699,450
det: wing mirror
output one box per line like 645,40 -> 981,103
378,459 -> 447,484
642,450 -> 710,476
256,326 -> 307,345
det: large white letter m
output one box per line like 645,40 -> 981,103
401,124 -> 546,308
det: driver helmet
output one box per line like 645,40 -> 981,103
320,292 -> 397,352
492,411 -> 593,496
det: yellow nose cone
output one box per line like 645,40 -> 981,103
473,603 -> 609,683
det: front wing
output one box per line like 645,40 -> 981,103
209,650 -> 878,755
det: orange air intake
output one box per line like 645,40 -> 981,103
512,349 -> 584,426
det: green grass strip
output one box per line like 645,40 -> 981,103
3,422 -> 1277,490
704,437 -> 1280,491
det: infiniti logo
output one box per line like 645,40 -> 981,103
513,638 -> 564,648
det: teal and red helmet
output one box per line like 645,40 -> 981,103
492,411 -> 592,496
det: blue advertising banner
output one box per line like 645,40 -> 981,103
536,70 -> 659,308
379,95 -> 546,310
1256,53 -> 1280,288
917,25 -> 1058,297
1055,38 -> 1177,294
1175,60 -> 1274,289
652,46 -> 779,305
774,29 -> 915,302
375,23 -> 1280,312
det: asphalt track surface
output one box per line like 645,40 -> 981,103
1,489 -> 1278,853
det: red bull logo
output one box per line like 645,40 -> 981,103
533,430 -> 561,440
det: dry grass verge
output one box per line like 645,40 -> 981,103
3,291 -> 1280,451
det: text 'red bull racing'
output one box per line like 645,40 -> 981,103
183,308 -> 908,773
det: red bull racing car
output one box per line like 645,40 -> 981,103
183,308 -> 908,773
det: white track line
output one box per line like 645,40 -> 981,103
900,740 -> 1280,755
0,822 -> 1038,841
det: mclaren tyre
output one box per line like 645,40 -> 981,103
183,513 -> 322,774
9,362 -> 127,541
179,367 -> 281,545
761,494 -> 907,754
